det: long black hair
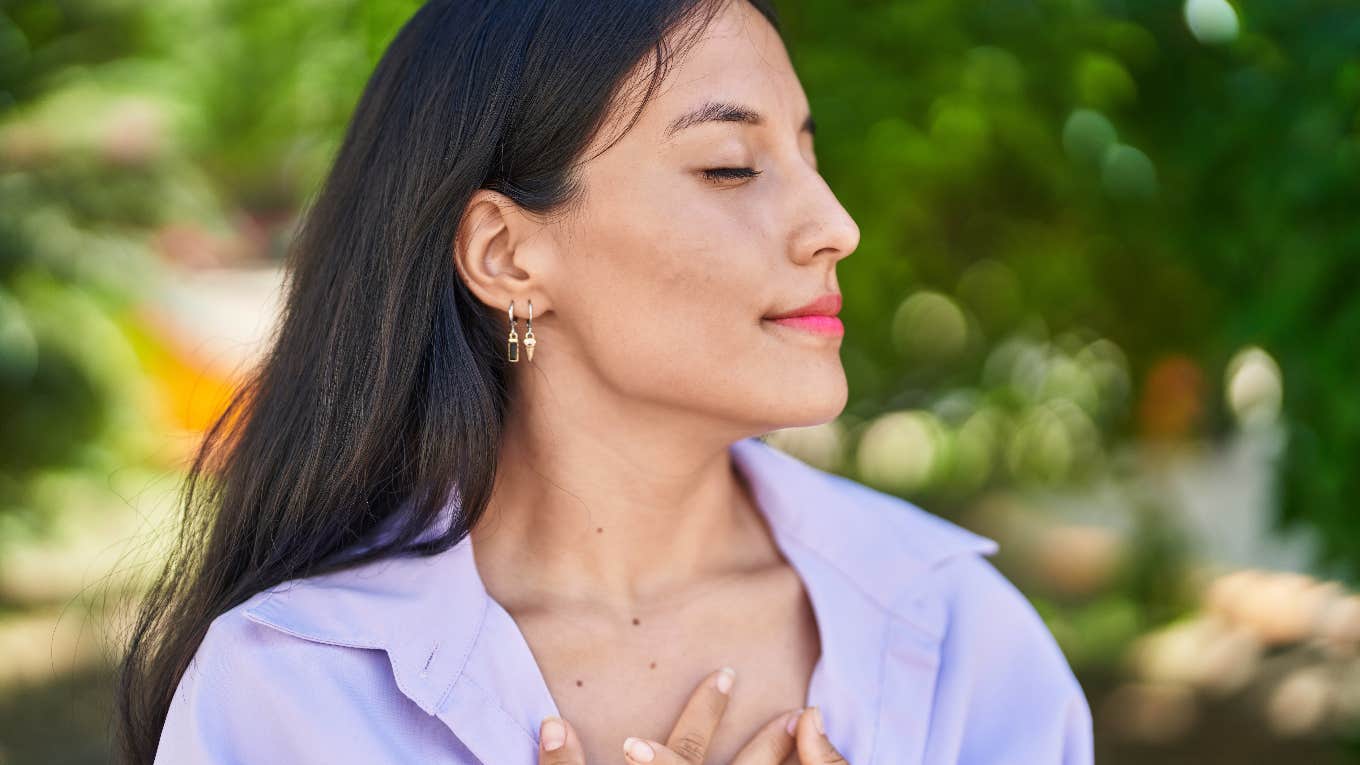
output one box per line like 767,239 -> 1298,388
113,0 -> 781,761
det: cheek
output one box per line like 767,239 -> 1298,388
550,168 -> 845,426
563,214 -> 767,400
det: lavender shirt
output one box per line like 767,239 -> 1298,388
155,435 -> 1093,764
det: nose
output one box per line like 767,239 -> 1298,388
789,165 -> 860,267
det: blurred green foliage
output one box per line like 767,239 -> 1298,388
776,0 -> 1360,581
1,0 -> 166,539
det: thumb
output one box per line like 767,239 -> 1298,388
537,715 -> 586,765
794,706 -> 849,764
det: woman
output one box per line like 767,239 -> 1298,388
116,0 -> 1093,763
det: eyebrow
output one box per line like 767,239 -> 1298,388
663,100 -> 816,140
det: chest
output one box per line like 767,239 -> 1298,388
510,566 -> 820,764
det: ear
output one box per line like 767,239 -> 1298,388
452,188 -> 554,316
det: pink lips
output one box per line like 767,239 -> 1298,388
763,292 -> 845,337
767,314 -> 845,336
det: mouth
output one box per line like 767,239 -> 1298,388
762,314 -> 845,337
763,292 -> 844,337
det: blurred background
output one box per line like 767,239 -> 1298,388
1,0 -> 1357,762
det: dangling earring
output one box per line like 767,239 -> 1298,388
523,300 -> 536,362
506,301 -> 520,363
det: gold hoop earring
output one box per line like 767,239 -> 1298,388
523,300 -> 536,362
506,301 -> 520,363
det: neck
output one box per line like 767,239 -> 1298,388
469,405 -> 773,618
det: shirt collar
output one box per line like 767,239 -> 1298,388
242,435 -> 997,760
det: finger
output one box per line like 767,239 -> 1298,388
793,706 -> 849,764
664,666 -> 737,763
730,708 -> 803,765
537,715 -> 584,765
624,734 -> 688,765
623,704 -> 796,765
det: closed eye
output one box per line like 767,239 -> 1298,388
701,167 -> 762,183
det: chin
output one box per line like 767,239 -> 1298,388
767,380 -> 849,429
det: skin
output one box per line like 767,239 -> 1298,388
453,0 -> 859,761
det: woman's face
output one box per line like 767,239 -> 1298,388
492,0 -> 860,436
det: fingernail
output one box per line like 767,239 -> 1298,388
716,666 -> 736,694
623,736 -> 655,762
540,716 -> 565,751
812,706 -> 825,734
785,708 -> 803,735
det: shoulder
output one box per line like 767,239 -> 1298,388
747,433 -> 1093,762
191,591 -> 378,672
154,594 -> 455,763
926,550 -> 1078,679
854,482 -> 1063,662
783,455 -> 1074,668
790,461 -> 1050,645
826,471 -> 1081,694
182,586 -> 426,704
749,439 -> 1057,652
787,462 -> 1003,616
921,552 -> 1095,763
748,437 -> 998,590
895,523 -> 1092,763
790,465 -> 1091,759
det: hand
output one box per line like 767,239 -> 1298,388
534,666 -> 850,764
